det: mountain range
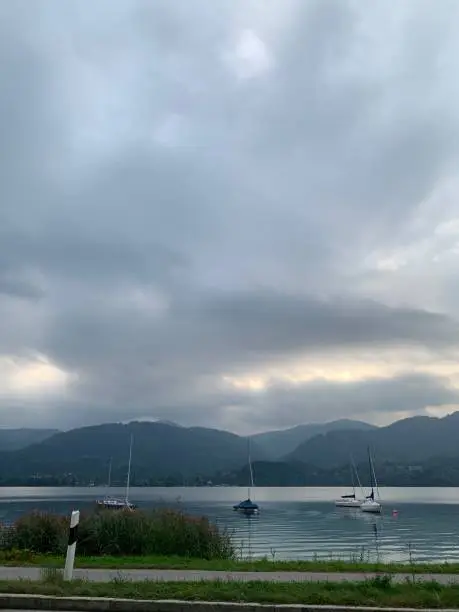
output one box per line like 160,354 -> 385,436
253,419 -> 377,459
0,421 -> 265,485
287,412 -> 459,468
1,413 -> 459,485
0,428 -> 58,451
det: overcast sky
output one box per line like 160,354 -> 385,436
2,0 -> 459,433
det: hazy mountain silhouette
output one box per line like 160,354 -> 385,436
0,428 -> 58,451
287,412 -> 459,468
253,419 -> 376,458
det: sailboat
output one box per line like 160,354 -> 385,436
96,435 -> 136,510
233,439 -> 259,515
335,457 -> 363,508
360,447 -> 382,513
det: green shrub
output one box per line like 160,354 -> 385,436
0,523 -> 15,550
2,509 -> 234,560
78,509 -> 153,556
11,512 -> 67,554
142,509 -> 234,560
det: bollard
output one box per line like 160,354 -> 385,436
63,510 -> 80,581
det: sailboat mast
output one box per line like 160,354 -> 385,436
248,438 -> 254,499
107,457 -> 112,488
370,451 -> 380,499
125,434 -> 133,503
368,446 -> 374,498
352,455 -> 364,497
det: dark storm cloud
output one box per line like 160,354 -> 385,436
42,290 -> 459,375
0,276 -> 44,301
1,0 -> 459,432
243,372 -> 459,432
31,289 -> 459,431
3,370 -> 456,433
194,291 -> 459,355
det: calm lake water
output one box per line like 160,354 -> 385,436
0,486 -> 458,563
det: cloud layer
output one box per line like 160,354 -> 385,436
2,0 -> 459,432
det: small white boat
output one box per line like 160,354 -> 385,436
96,497 -> 136,510
335,495 -> 362,508
96,434 -> 136,511
360,447 -> 382,514
335,457 -> 363,508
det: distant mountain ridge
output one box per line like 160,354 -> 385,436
0,421 -> 266,485
252,418 -> 377,458
0,428 -> 58,451
287,412 -> 459,468
1,413 -> 459,486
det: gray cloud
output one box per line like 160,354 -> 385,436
1,0 -> 459,433
241,372 -> 459,432
0,276 -> 44,301
2,370 -> 456,434
38,290 -> 459,389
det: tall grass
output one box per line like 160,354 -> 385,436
0,509 -> 234,560
0,575 -> 457,607
10,512 -> 68,554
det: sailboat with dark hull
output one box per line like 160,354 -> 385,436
335,457 -> 363,508
233,439 -> 259,515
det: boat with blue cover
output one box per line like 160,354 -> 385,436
233,498 -> 259,513
233,438 -> 259,515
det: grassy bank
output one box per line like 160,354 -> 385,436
1,574 -> 459,607
2,550 -> 459,574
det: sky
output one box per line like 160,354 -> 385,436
2,0 -> 459,434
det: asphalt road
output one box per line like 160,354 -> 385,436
0,566 -> 458,583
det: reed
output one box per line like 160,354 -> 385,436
8,512 -> 68,554
0,509 -> 234,560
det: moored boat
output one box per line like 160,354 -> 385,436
96,434 -> 136,511
233,498 -> 259,514
96,497 -> 136,510
360,447 -> 382,513
335,494 -> 362,508
335,457 -> 363,508
234,439 -> 259,515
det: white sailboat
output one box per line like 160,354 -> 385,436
360,447 -> 382,513
233,438 -> 259,515
335,457 -> 364,508
97,434 -> 136,510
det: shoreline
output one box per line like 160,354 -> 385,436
0,484 -> 457,488
4,553 -> 459,574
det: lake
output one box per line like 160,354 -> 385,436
0,486 -> 458,563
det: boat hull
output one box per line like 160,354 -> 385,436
360,500 -> 382,513
240,508 -> 259,515
96,499 -> 136,510
233,499 -> 259,515
335,499 -> 362,508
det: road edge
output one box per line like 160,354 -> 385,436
0,594 -> 457,612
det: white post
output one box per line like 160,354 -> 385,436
64,510 -> 79,581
